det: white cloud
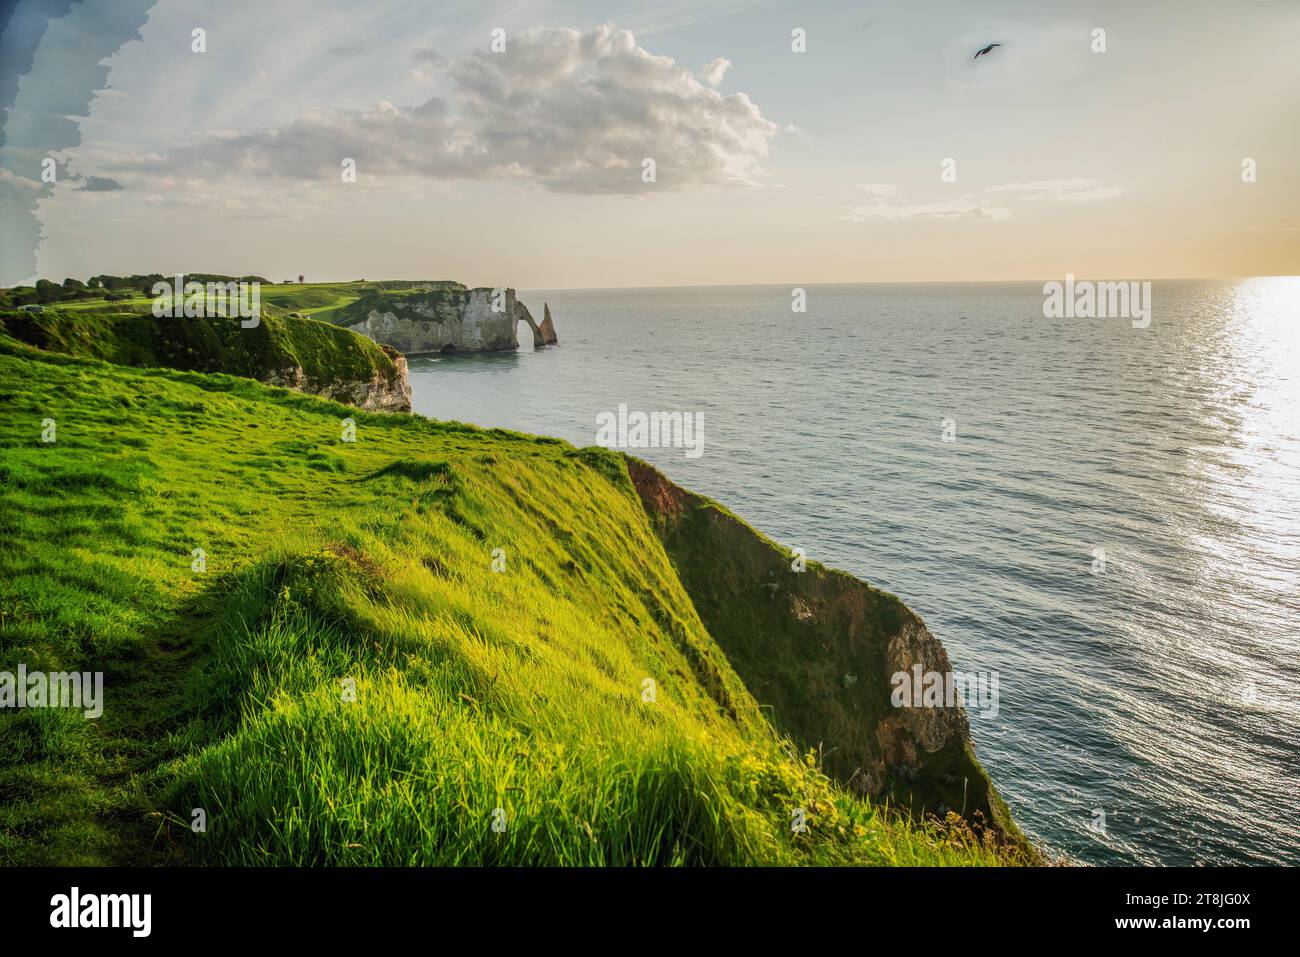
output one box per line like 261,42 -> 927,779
699,57 -> 731,86
0,167 -> 43,197
987,178 -> 1124,202
846,188 -> 1011,221
845,177 -> 1122,223
855,183 -> 905,200
104,25 -> 777,196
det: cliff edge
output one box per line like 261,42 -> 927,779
627,458 -> 1031,854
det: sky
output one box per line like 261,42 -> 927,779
1,0 -> 1298,288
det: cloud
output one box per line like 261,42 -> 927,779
0,167 -> 43,198
844,177 -> 1122,223
411,46 -> 445,65
855,183 -> 905,200
846,187 -> 1011,221
987,178 -> 1124,202
108,25 -> 778,196
699,57 -> 730,86
75,174 -> 123,191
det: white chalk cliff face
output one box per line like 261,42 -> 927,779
343,287 -> 557,355
265,349 -> 412,413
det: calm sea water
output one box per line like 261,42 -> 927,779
407,280 -> 1300,865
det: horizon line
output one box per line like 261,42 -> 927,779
6,273 -> 1295,295
519,274 -> 1290,293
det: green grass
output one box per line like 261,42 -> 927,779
255,280 -> 469,324
0,335 -> 1026,866
0,298 -> 400,393
9,279 -> 467,328
255,282 -> 365,319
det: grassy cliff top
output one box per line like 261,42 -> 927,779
0,298 -> 400,390
0,279 -> 469,326
257,280 -> 467,323
326,286 -> 476,328
0,335 -> 1025,866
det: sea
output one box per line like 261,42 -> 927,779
406,279 -> 1300,865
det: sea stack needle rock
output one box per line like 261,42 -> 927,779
334,281 -> 557,355
539,302 -> 559,345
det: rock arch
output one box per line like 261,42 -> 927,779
512,300 -> 546,348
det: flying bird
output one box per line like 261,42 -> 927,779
973,43 -> 1002,60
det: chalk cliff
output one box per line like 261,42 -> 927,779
266,345 -> 411,413
335,284 -> 557,355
